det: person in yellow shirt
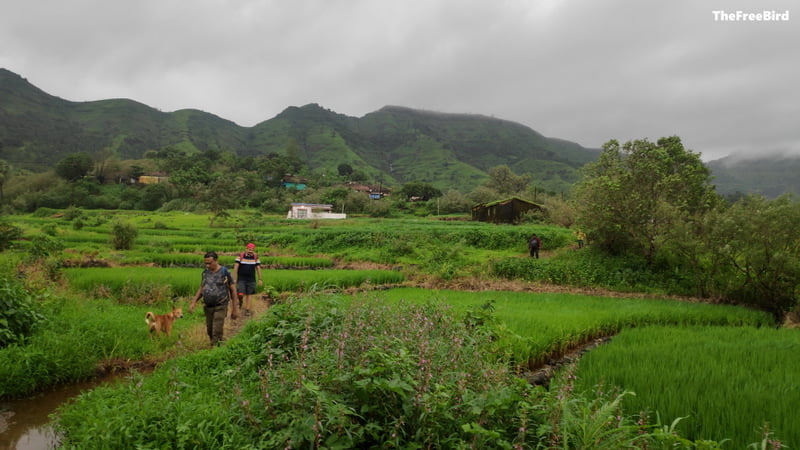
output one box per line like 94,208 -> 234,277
575,230 -> 586,249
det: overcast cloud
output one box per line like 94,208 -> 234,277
1,0 -> 798,161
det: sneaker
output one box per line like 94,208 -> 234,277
245,309 -> 251,317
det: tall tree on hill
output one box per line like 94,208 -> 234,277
484,165 -> 532,197
399,181 -> 442,201
574,136 -> 718,263
55,152 -> 94,182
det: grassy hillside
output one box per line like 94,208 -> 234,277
0,69 -> 597,193
708,154 -> 800,198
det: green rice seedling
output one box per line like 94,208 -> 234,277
0,294 -> 200,398
63,267 -> 404,299
572,326 -> 800,448
374,288 -> 773,368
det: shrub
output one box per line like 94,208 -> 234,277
110,220 -> 137,250
0,219 -> 22,250
0,275 -> 45,347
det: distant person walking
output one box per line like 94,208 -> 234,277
233,243 -> 263,317
528,233 -> 541,259
576,230 -> 586,249
189,251 -> 238,346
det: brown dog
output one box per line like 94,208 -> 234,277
145,307 -> 183,338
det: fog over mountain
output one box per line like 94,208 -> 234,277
1,0 -> 797,162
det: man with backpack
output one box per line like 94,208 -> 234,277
233,243 -> 263,317
189,251 -> 238,346
528,233 -> 541,259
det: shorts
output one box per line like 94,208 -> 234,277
237,279 -> 257,295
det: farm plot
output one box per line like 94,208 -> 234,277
374,288 -> 773,367
572,326 -> 800,448
63,267 -> 404,298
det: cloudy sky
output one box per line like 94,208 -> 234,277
1,0 -> 798,161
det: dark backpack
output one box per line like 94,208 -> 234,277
529,238 -> 540,249
201,266 -> 232,307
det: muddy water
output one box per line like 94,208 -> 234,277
0,372 -> 140,450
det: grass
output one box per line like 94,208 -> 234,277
0,294 -> 204,398
62,267 -> 405,298
373,288 -> 774,367
572,326 -> 800,448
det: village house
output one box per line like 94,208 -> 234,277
471,197 -> 543,224
346,182 -> 391,199
286,203 -> 347,220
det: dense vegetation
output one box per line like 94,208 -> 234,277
54,293 -> 777,448
2,80 -> 800,447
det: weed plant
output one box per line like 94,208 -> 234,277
572,326 -> 800,448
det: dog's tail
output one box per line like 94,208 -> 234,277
145,311 -> 155,325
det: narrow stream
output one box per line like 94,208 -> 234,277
0,371 -> 141,450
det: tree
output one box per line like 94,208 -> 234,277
399,181 -> 442,201
110,220 -> 137,250
438,190 -> 472,214
706,194 -> 800,319
484,165 -> 532,196
337,163 -> 353,177
55,152 -> 94,182
574,137 -> 718,262
257,152 -> 306,187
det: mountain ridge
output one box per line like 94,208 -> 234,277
0,68 -> 603,192
2,68 -> 797,196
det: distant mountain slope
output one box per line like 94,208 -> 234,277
0,68 -> 598,192
707,155 -> 800,198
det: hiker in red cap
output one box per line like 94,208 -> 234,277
233,243 -> 263,317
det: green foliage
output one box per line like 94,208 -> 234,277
491,249 -> 694,295
398,180 -> 442,201
28,233 -> 66,260
0,275 -> 45,348
56,296 -> 543,448
63,267 -> 404,298
52,292 -> 746,448
109,219 -> 138,250
483,164 -> 533,196
378,288 -> 772,369
0,294 -> 192,398
705,194 -> 800,318
573,326 -> 800,448
0,219 -> 22,250
55,152 -> 95,182
575,137 -> 718,262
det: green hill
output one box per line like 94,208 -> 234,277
1,68 -> 600,193
707,154 -> 800,198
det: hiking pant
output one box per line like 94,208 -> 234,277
530,248 -> 539,258
204,303 -> 228,346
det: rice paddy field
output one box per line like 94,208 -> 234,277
3,209 -> 799,446
373,289 -> 795,447
572,326 -> 800,448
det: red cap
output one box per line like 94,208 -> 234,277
246,243 -> 255,249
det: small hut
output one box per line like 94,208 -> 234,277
471,197 -> 543,224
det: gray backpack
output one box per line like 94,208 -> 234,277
201,266 -> 232,307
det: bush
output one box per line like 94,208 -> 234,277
0,275 -> 45,347
110,220 -> 137,250
0,220 -> 22,251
